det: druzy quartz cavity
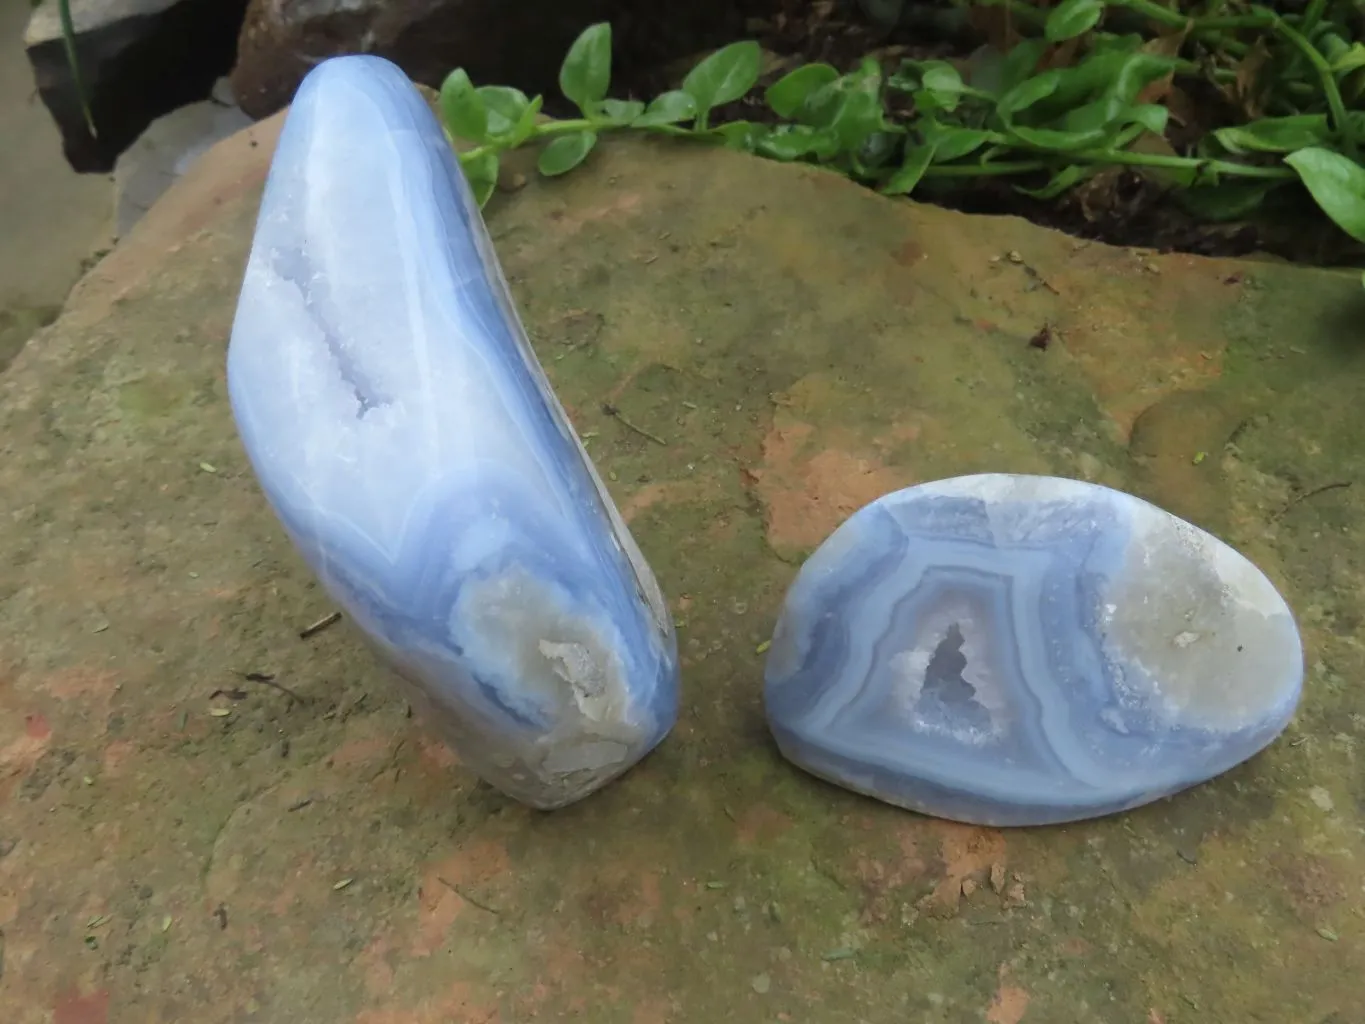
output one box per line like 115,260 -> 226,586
764,474 -> 1303,826
226,55 -> 678,809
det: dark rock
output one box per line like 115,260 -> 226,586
113,78 -> 252,239
25,0 -> 250,174
228,0 -> 760,121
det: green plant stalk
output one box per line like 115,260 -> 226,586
1272,19 -> 1356,155
1299,0 -> 1329,37
988,127 -> 1297,180
459,116 -> 701,166
466,111 -> 1300,187
57,0 -> 96,137
1091,0 -> 1349,145
1106,0 -> 1269,32
446,17 -> 1365,242
1076,148 -> 1296,178
923,160 -> 1050,176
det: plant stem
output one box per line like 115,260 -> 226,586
459,116 -> 702,167
58,0 -> 96,136
1300,0 -> 1328,36
1073,147 -> 1295,179
923,160 -> 1050,177
1114,0 -> 1268,32
1272,19 -> 1356,155
531,117 -> 596,136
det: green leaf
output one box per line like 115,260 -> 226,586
1037,51 -> 1176,127
478,86 -> 530,138
919,61 -> 967,112
790,63 -> 887,154
997,71 -> 1062,119
1046,0 -> 1105,42
714,120 -> 767,151
856,130 -> 902,172
926,126 -> 992,162
851,55 -> 886,91
1064,99 -> 1166,137
1089,31 -> 1146,56
885,63 -> 916,91
559,22 -> 612,113
683,41 -> 763,115
1129,103 -> 1169,135
766,63 -> 839,117
1215,115 -> 1330,154
1007,123 -> 1112,151
833,90 -> 885,151
1178,182 -> 1276,222
1331,42 -> 1365,73
439,69 -> 488,143
756,124 -> 832,161
999,38 -> 1048,94
538,130 -> 599,177
508,94 -> 545,147
598,98 -> 646,125
882,144 -> 937,196
764,125 -> 835,161
633,91 -> 698,127
1062,99 -> 1118,134
1285,147 -> 1365,242
1016,164 -> 1090,198
460,150 -> 499,207
1101,52 -> 1180,108
800,80 -> 848,129
1320,34 -> 1353,67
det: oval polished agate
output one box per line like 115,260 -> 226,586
226,55 -> 678,809
764,474 -> 1304,826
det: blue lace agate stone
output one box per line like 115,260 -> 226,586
226,55 -> 678,809
764,474 -> 1303,826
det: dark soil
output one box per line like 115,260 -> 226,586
608,0 -> 1363,267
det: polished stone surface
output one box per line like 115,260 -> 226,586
764,474 -> 1304,826
226,55 -> 678,809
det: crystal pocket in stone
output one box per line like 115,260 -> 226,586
763,473 -> 1304,826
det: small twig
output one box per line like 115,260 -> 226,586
240,670 -> 311,705
601,403 -> 668,446
1275,481 -> 1352,520
437,876 -> 501,915
1022,264 -> 1060,296
299,611 -> 341,639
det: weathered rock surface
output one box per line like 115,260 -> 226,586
25,0 -> 248,172
2,110 -> 1364,1023
113,78 -> 251,239
228,0 -> 758,120
1,0 -> 111,315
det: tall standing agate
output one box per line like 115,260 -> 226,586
764,474 -> 1304,826
226,56 -> 678,808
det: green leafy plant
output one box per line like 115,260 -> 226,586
56,0 -> 96,137
439,23 -> 762,205
438,9 -> 1365,263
